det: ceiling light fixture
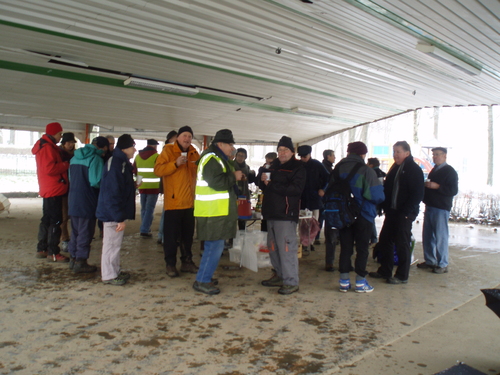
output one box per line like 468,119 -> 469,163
291,107 -> 332,117
416,43 -> 481,76
124,77 -> 199,95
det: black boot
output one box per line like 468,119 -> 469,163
73,259 -> 97,273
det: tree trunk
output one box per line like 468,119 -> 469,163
487,105 -> 494,186
433,106 -> 439,140
413,109 -> 419,144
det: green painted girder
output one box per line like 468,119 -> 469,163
0,19 -> 403,115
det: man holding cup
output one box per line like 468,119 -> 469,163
259,136 -> 306,295
418,147 -> 458,274
154,126 -> 200,277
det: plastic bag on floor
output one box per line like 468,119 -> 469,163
299,217 -> 320,246
240,231 -> 267,272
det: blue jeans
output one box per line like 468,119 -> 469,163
68,216 -> 96,260
140,193 -> 159,234
422,206 -> 450,267
196,240 -> 224,283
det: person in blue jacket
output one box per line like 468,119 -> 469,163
96,134 -> 137,286
68,136 -> 109,273
329,142 -> 385,293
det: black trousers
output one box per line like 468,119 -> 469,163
163,208 -> 195,267
338,215 -> 372,277
324,227 -> 338,265
376,211 -> 414,281
37,195 -> 64,255
238,219 -> 246,230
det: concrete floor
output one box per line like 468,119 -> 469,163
0,198 -> 499,374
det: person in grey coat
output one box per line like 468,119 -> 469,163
259,136 -> 306,295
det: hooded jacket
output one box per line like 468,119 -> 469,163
260,156 -> 306,223
326,154 -> 385,223
96,148 -> 136,223
31,134 -> 69,198
68,144 -> 105,219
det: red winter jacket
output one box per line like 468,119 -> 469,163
31,134 -> 69,198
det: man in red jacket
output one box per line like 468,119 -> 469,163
32,122 -> 70,262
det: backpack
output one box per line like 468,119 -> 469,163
323,162 -> 363,229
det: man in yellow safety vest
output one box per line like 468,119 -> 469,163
193,129 -> 242,295
133,139 -> 161,238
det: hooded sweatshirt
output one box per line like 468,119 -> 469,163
68,144 -> 106,219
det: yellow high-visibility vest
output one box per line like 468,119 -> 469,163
135,154 -> 160,189
194,152 -> 231,217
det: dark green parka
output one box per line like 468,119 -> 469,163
195,143 -> 238,241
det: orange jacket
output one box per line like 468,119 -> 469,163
154,142 -> 199,210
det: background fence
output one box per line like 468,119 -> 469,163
0,154 -> 36,175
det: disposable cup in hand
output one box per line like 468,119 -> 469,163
136,175 -> 143,185
264,172 -> 271,181
181,152 -> 187,158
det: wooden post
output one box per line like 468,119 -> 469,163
85,124 -> 91,144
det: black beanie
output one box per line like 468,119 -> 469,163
277,136 -> 294,153
212,129 -> 235,144
166,130 -> 178,143
297,145 -> 312,156
116,134 -> 135,150
236,148 -> 247,157
92,136 -> 110,149
178,126 -> 193,137
61,132 -> 76,144
347,141 -> 368,155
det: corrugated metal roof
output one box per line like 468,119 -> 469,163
0,0 -> 498,143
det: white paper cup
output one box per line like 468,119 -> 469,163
136,175 -> 143,185
181,152 -> 187,157
264,172 -> 271,181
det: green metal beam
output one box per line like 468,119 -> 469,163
0,59 -> 359,124
0,19 -> 402,113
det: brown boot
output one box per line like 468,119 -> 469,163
180,261 -> 199,273
166,265 -> 179,278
